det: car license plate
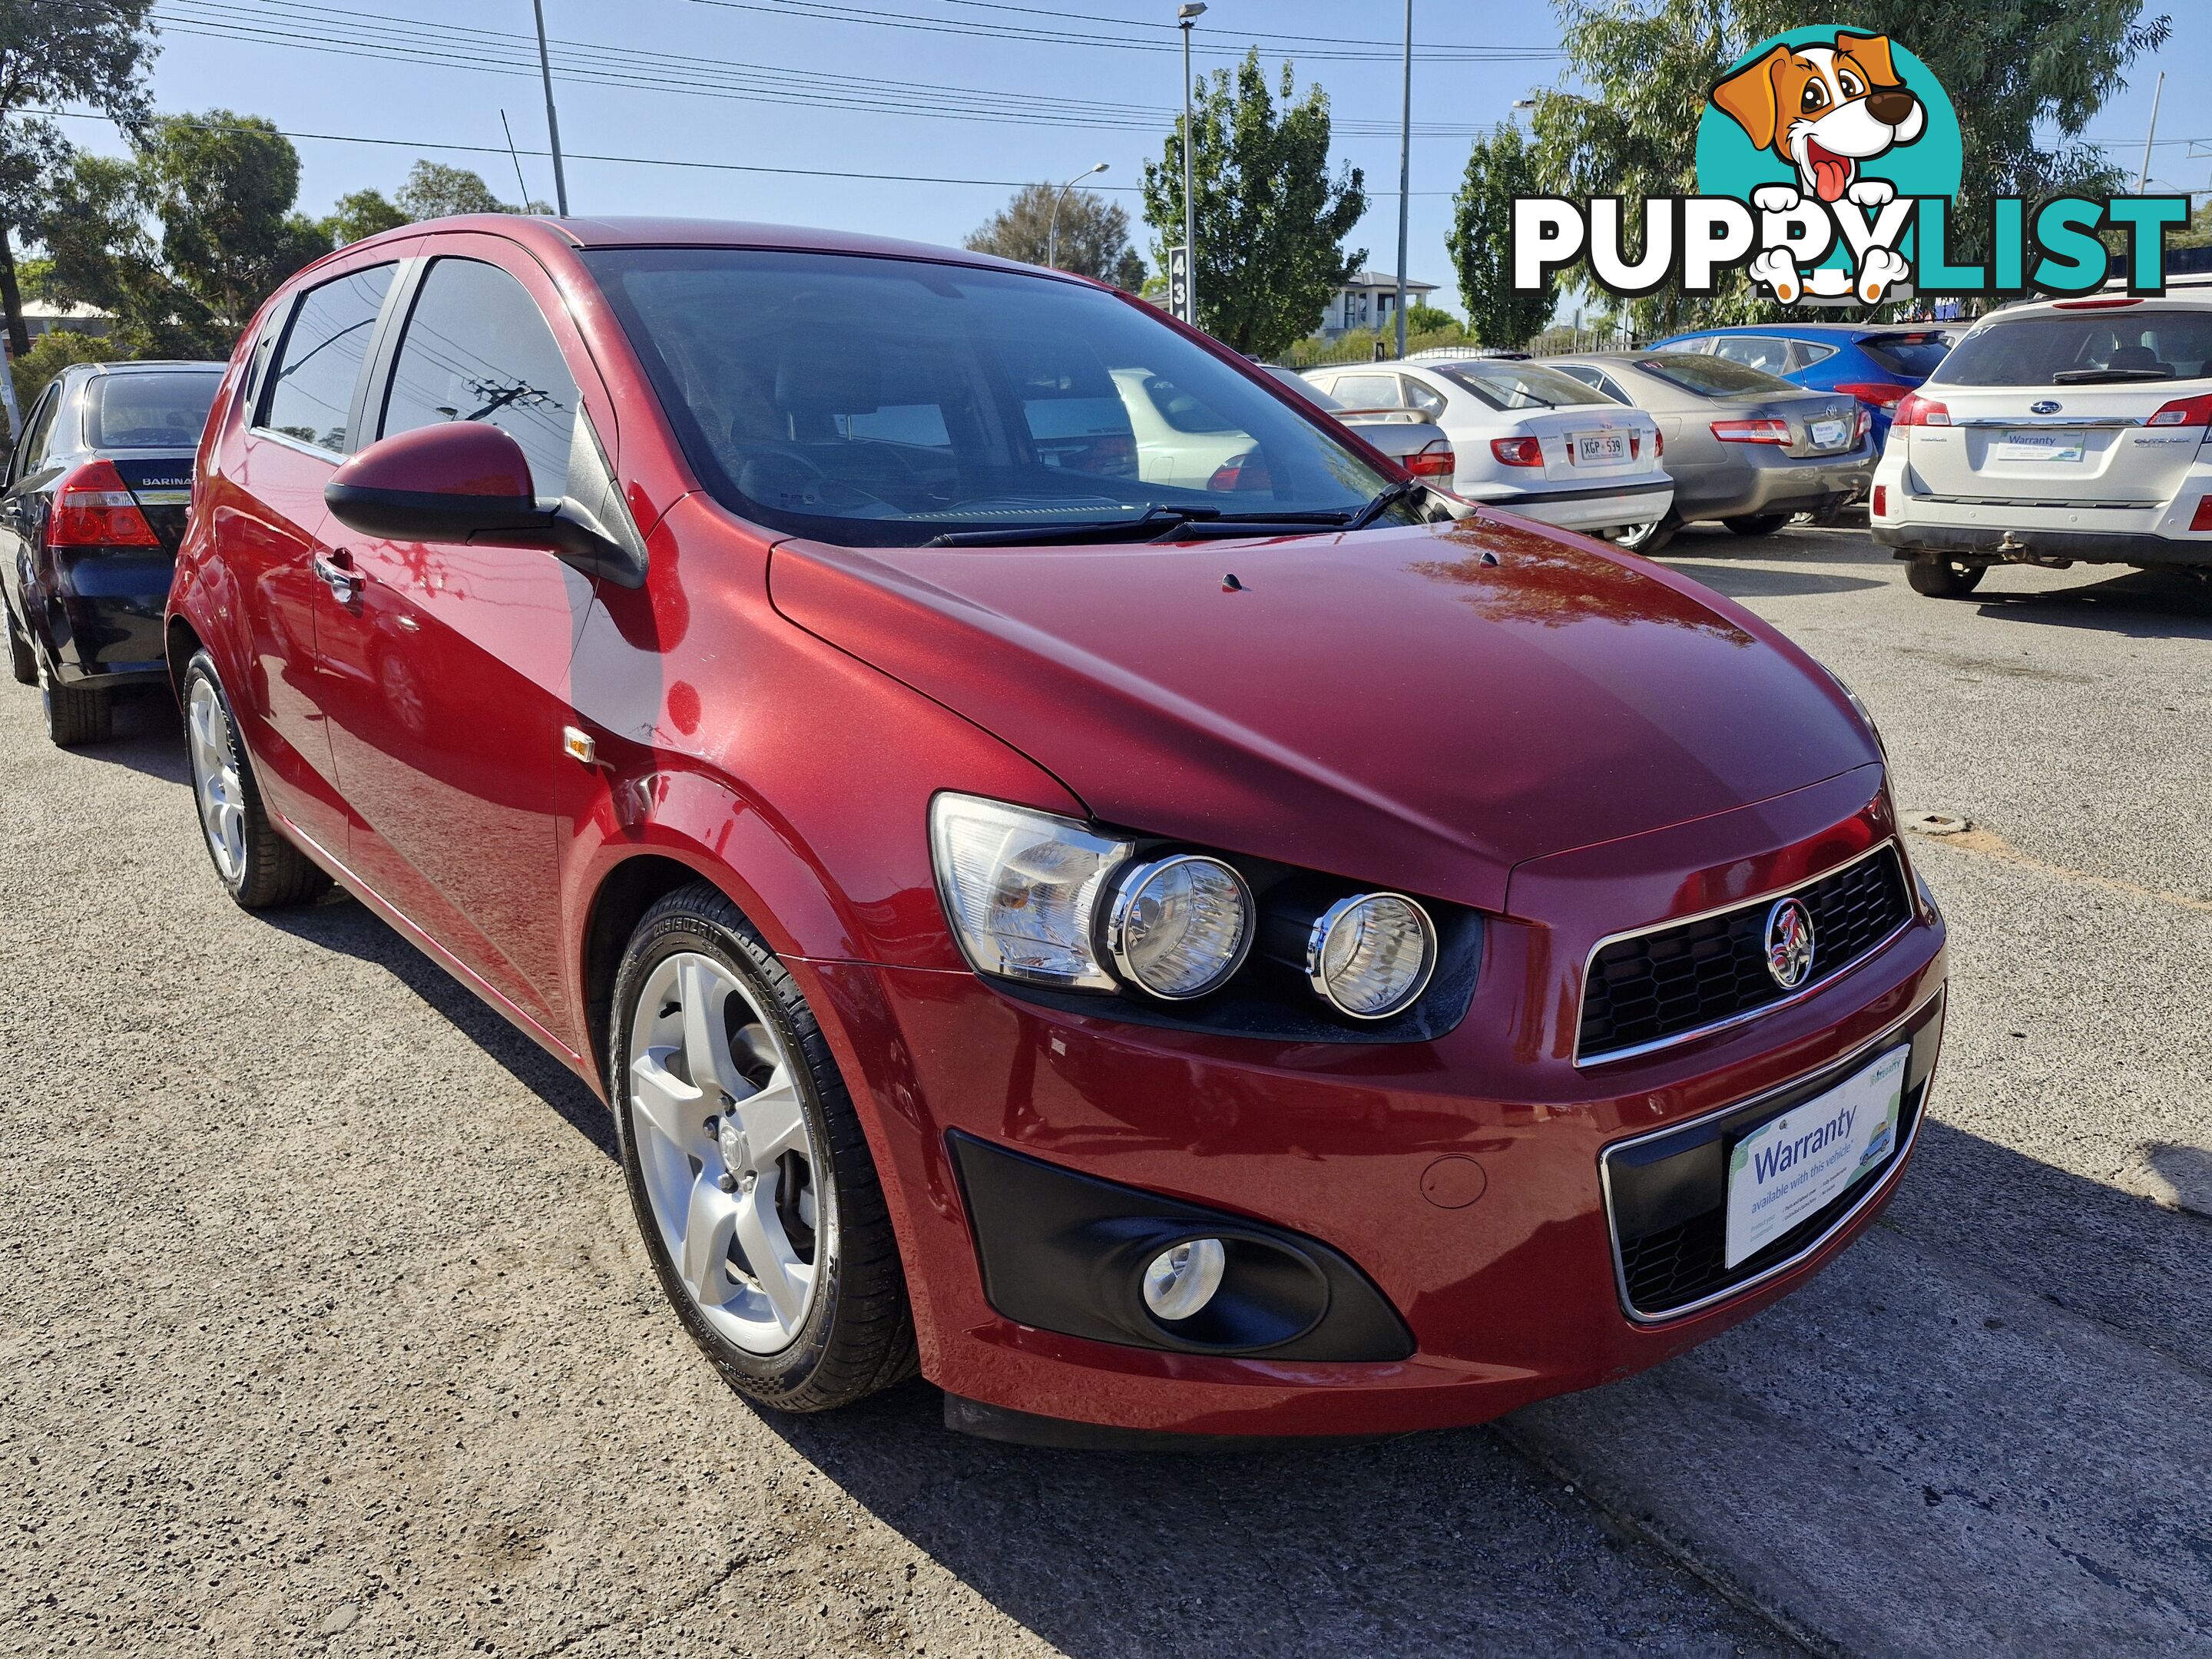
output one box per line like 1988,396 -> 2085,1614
1992,429 -> 2085,463
1810,417 -> 1847,448
1575,431 -> 1628,465
1724,1045 -> 1906,1268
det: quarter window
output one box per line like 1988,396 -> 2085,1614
261,264 -> 396,452
380,257 -> 581,502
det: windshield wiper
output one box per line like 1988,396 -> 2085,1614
1343,480 -> 1421,532
2050,368 -> 2174,384
926,505 -> 1208,548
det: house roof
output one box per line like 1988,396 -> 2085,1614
1338,270 -> 1439,293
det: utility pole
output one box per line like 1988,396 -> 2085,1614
1048,163 -> 1109,270
1394,0 -> 1412,360
531,0 -> 570,215
2137,70 -> 2165,194
1178,3 -> 1206,327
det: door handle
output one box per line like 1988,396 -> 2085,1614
313,549 -> 363,603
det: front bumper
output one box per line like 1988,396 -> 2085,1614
793,767 -> 1947,1440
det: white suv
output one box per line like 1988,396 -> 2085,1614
1869,293 -> 2212,596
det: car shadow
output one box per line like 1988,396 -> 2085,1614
1966,567 -> 2212,638
260,889 -> 617,1161
57,682 -> 192,785
1661,525 -> 1889,598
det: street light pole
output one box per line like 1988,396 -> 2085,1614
1178,3 -> 1206,327
1394,0 -> 1412,360
531,0 -> 570,215
1048,163 -> 1110,270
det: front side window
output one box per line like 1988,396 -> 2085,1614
583,248 -> 1402,547
261,263 -> 396,452
88,372 -> 221,449
380,257 -> 582,501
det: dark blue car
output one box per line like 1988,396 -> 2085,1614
1645,323 -> 1952,449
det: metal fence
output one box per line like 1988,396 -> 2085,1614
1270,322 -> 1641,373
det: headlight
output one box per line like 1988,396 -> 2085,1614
929,793 -> 1130,988
1101,854 -> 1254,1000
1295,892 -> 1437,1019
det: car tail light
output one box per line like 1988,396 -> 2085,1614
48,459 -> 160,548
1490,435 -> 1544,467
1892,391 -> 1951,428
2051,296 -> 2141,310
1207,451 -> 1272,492
1854,407 -> 1872,443
1652,428 -> 1663,458
1710,418 -> 1792,445
1404,438 -> 1455,478
2146,393 -> 2212,429
1872,484 -> 1888,517
1835,381 -> 1909,407
2192,495 -> 2212,533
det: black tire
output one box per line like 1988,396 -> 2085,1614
181,650 -> 331,908
40,674 -> 111,747
1616,509 -> 1681,555
5,605 -> 35,687
1723,512 -> 1793,537
610,882 -> 916,1413
1906,553 -> 1986,598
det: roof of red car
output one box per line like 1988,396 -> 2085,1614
336,213 -> 1038,276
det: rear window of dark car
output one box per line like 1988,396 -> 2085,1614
1632,353 -> 1798,397
87,372 -> 221,449
1858,334 -> 1952,378
1932,310 -> 2212,386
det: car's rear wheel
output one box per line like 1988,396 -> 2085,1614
1614,510 -> 1681,555
611,883 -> 915,1413
1724,512 -> 1792,537
1906,553 -> 1986,598
182,651 -> 330,907
5,607 -> 36,687
39,669 -> 111,748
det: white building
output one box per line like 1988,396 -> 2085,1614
1321,270 -> 1440,338
18,300 -> 114,340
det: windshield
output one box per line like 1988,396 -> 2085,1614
1932,310 -> 2212,386
1632,353 -> 1799,397
88,371 -> 221,449
583,248 -> 1401,546
1434,361 -> 1611,410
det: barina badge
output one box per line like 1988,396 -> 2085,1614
1765,898 -> 1816,990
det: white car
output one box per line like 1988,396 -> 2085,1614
1870,291 -> 2212,596
1302,359 -> 1673,538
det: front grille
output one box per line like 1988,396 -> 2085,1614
1578,845 -> 1911,1063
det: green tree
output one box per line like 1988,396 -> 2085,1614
323,187 -> 409,247
396,161 -> 521,220
1141,52 -> 1367,356
1404,301 -> 1460,334
1447,122 -> 1556,347
38,112 -> 326,358
1532,0 -> 2171,335
964,182 -> 1146,289
10,327 -> 114,409
0,1 -> 157,359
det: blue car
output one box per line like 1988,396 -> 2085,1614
1646,323 -> 1952,450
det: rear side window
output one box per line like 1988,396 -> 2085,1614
262,264 -> 396,452
1934,310 -> 2212,386
1859,335 -> 1950,377
1793,342 -> 1839,368
88,373 -> 220,449
1633,353 -> 1797,397
9,384 -> 61,484
380,257 -> 582,502
1711,336 -> 1794,375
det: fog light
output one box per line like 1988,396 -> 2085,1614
1141,1239 -> 1226,1322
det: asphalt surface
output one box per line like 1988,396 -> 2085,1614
2,522 -> 2207,1657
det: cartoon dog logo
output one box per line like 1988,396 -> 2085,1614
1709,31 -> 1926,303
1710,31 -> 1924,204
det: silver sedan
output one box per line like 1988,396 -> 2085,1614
1540,353 -> 1875,552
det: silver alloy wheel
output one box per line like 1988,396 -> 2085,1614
628,952 -> 827,1353
187,676 -> 246,882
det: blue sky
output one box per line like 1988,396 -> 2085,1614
54,1 -> 2212,319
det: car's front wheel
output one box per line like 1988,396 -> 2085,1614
1906,553 -> 1985,598
611,883 -> 915,1412
182,650 -> 330,907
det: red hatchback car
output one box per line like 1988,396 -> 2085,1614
167,217 -> 1946,1445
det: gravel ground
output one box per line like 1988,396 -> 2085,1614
2,522 -> 2205,1657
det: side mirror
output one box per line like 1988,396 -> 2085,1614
324,422 -> 647,588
